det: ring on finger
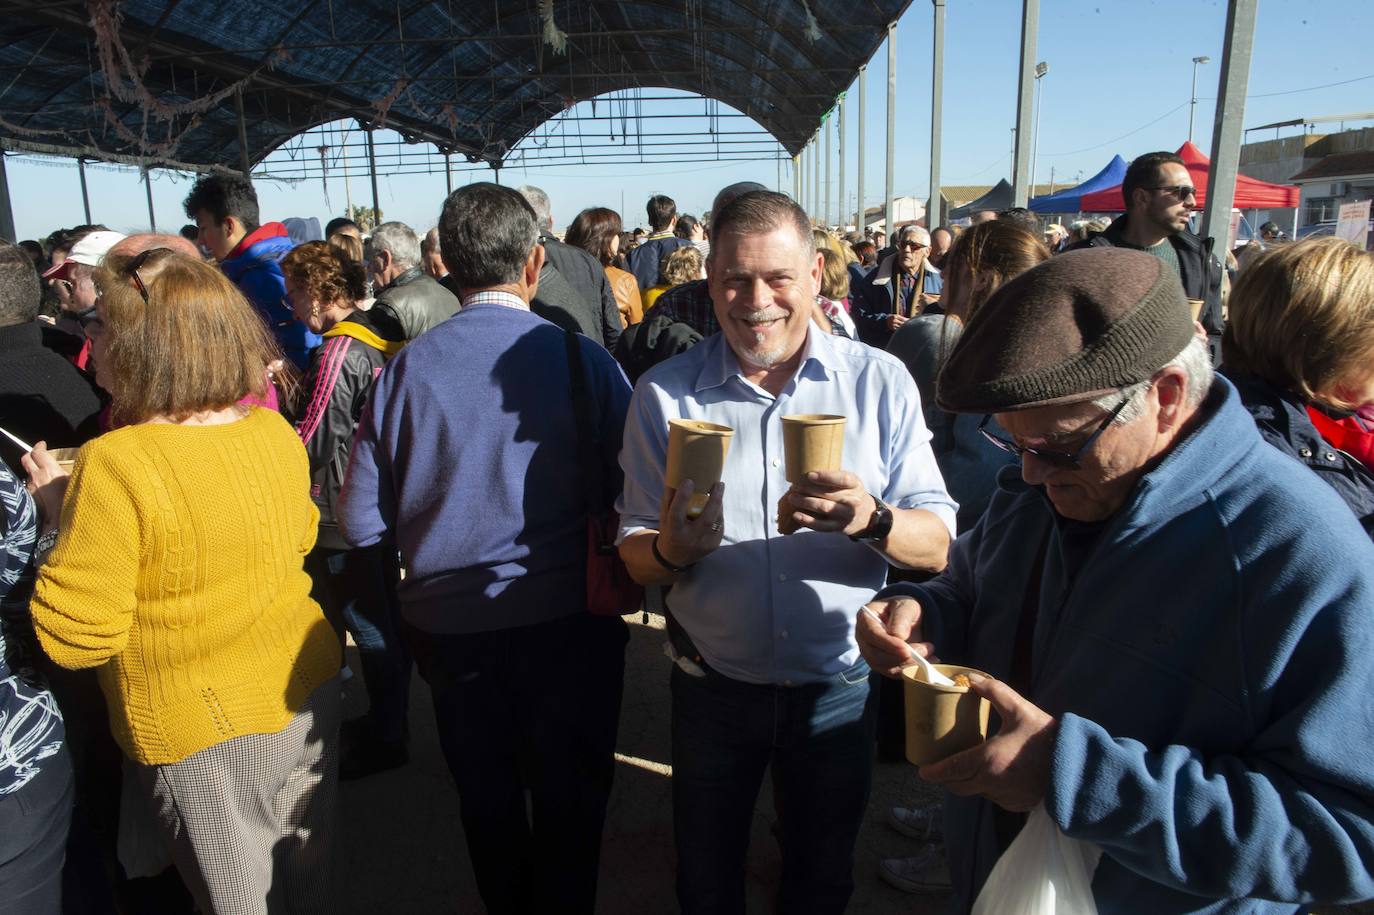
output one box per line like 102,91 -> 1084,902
709,520 -> 724,532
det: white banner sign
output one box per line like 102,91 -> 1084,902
1335,199 -> 1371,246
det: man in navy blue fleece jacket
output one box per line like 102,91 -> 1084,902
337,182 -> 631,915
857,248 -> 1374,914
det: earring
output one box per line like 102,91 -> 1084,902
311,304 -> 320,319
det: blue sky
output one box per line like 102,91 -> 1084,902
8,0 -> 1374,240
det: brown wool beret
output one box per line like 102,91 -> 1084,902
936,247 -> 1195,413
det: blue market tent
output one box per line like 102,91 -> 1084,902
1029,155 -> 1128,213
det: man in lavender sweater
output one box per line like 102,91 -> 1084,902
338,183 -> 632,915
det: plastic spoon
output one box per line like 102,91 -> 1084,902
860,606 -> 956,687
0,425 -> 34,453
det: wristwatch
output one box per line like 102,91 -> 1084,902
849,494 -> 894,543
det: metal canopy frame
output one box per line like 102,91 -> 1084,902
0,0 -> 914,174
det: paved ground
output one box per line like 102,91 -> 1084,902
337,614 -> 1372,915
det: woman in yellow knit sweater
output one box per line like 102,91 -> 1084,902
28,248 -> 341,914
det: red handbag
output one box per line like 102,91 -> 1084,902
565,331 -> 644,616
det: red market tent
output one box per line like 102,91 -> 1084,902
1078,141 -> 1300,212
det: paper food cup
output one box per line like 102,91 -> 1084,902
781,414 -> 845,483
665,419 -> 734,519
1187,298 -> 1205,322
902,664 -> 991,767
48,447 -> 80,473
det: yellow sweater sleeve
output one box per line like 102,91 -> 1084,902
32,443 -> 141,669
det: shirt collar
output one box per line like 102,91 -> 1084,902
460,290 -> 529,311
693,322 -> 845,394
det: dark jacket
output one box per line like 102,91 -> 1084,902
290,309 -> 403,550
0,322 -> 104,474
625,232 -> 692,291
539,236 -> 621,351
613,307 -> 703,384
370,266 -> 461,341
220,222 -> 320,369
1223,370 -> 1374,537
851,251 -> 943,348
1073,215 -> 1225,347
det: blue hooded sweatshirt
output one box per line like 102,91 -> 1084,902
220,222 -> 320,369
882,377 -> 1374,913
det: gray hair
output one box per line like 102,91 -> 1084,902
1093,335 -> 1213,424
898,225 -> 931,246
420,227 -> 440,257
516,185 -> 553,231
368,221 -> 420,269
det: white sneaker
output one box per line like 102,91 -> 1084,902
878,847 -> 952,895
887,803 -> 944,842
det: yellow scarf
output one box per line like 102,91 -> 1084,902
322,321 -> 405,357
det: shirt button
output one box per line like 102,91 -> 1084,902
771,458 -> 781,468
1324,452 -> 1337,462
778,573 -> 787,582
780,630 -> 790,640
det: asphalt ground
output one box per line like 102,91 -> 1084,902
337,613 -> 1372,915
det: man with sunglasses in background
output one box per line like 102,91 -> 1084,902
40,229 -> 126,372
853,224 -> 943,348
1073,151 -> 1225,364
856,247 -> 1374,913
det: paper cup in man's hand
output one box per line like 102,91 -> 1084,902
48,447 -> 80,473
903,664 -> 991,767
781,414 -> 846,483
665,419 -> 734,519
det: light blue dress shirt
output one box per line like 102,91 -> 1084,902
617,325 -> 957,685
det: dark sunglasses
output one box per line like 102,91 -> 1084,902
977,395 -> 1133,471
1150,185 -> 1197,200
898,240 -> 928,250
124,247 -> 169,304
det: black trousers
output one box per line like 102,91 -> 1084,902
0,744 -> 74,915
408,613 -> 628,915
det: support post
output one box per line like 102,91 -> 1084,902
234,87 -> 252,177
929,0 -> 946,227
444,151 -> 452,196
812,132 -> 821,225
838,94 -> 846,230
792,152 -> 801,202
492,163 -> 501,185
144,167 -> 156,231
0,153 -> 14,243
366,127 -> 381,223
1200,0 -> 1259,252
1011,0 -> 1039,206
884,22 -> 896,239
824,112 -> 832,228
77,157 -> 92,224
858,66 -> 866,230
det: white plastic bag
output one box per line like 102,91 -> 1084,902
971,804 -> 1102,915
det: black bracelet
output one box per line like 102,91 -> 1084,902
651,534 -> 693,574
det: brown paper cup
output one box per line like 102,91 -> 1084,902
1187,298 -> 1205,322
665,419 -> 734,519
781,414 -> 846,483
903,664 -> 991,767
48,447 -> 80,473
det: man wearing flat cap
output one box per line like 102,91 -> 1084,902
857,247 -> 1374,913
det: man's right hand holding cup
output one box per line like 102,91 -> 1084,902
655,478 -> 726,570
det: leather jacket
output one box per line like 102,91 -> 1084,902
371,266 -> 461,341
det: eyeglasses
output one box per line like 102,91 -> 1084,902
898,240 -> 929,251
124,247 -> 169,304
1149,185 -> 1197,201
977,395 -> 1133,471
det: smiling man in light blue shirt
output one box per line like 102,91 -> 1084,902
617,191 -> 956,914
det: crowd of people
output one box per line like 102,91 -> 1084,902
1,148 -> 1373,915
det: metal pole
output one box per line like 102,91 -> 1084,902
0,153 -> 15,243
884,21 -> 896,238
1031,67 -> 1045,198
1200,0 -> 1258,252
793,153 -> 801,202
1011,0 -> 1039,206
77,157 -> 92,223
1189,61 -> 1200,143
812,132 -> 821,225
234,87 -> 252,177
857,65 -> 866,230
444,151 -> 452,196
492,163 -> 501,185
366,127 -> 381,223
824,112 -> 832,228
838,94 -> 846,230
144,167 -> 156,231
929,0 -> 945,227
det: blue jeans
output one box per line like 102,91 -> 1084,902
671,658 -> 878,915
306,543 -> 410,744
0,744 -> 74,915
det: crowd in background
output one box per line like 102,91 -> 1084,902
1,148 -> 1373,915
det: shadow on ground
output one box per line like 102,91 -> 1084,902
336,614 -> 1373,915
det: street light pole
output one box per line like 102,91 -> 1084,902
1031,61 -> 1048,199
1189,55 -> 1211,143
